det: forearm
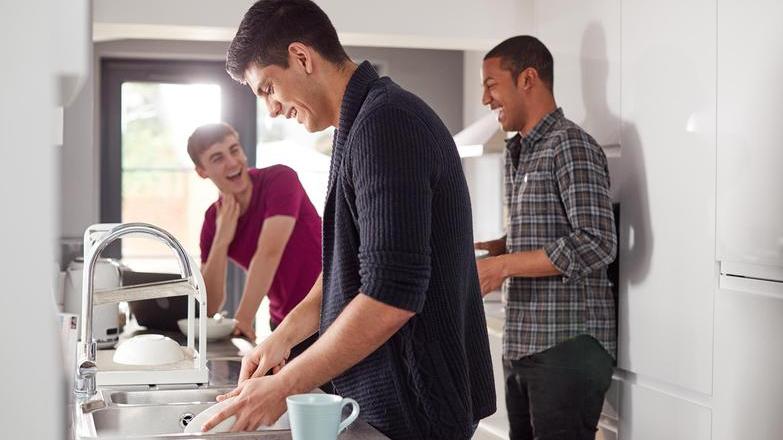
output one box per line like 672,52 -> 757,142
234,251 -> 282,324
273,273 -> 324,349
499,249 -> 561,278
277,293 -> 413,395
202,243 -> 230,315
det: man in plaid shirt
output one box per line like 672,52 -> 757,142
475,36 -> 617,440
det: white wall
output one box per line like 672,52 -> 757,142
93,0 -> 533,50
0,1 -> 74,437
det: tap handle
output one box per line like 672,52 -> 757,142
74,360 -> 97,396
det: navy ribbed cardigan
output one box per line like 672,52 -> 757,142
319,61 -> 496,440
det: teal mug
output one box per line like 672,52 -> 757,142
286,394 -> 360,440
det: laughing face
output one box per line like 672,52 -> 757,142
481,57 -> 528,133
243,53 -> 334,133
195,134 -> 252,195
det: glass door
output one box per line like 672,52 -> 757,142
101,59 -> 256,312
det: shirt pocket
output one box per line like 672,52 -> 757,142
515,171 -> 555,214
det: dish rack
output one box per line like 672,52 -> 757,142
78,223 -> 209,389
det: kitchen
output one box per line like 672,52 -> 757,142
2,0 -> 782,439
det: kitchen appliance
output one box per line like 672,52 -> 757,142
64,257 -> 121,348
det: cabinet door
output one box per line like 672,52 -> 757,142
717,0 -> 783,271
714,282 -> 783,440
618,0 -> 716,394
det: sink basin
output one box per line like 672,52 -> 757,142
108,387 -> 232,406
90,402 -> 289,438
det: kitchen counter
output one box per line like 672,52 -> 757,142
68,321 -> 388,439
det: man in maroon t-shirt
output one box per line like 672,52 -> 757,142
187,122 -> 322,354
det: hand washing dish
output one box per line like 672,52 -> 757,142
177,317 -> 236,341
183,396 -> 289,433
113,334 -> 185,366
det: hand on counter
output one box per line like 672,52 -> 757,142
232,318 -> 256,342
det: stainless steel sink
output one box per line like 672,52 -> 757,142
89,402 -> 289,438
107,387 -> 232,406
72,359 -> 298,438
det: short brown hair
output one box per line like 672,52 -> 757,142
187,123 -> 239,166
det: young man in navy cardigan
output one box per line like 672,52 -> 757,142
203,1 -> 496,438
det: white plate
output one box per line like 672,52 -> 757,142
183,396 -> 289,433
177,317 -> 236,341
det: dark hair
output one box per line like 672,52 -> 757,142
226,0 -> 350,83
484,35 -> 554,92
187,123 -> 240,166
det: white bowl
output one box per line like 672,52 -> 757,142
113,334 -> 184,366
177,317 -> 236,341
183,396 -> 289,433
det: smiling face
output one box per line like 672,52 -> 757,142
481,57 -> 529,133
195,134 -> 252,195
243,44 -> 335,133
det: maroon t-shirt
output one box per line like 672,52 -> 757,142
200,166 -> 322,324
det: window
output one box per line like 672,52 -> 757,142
120,82 -> 222,272
101,59 -> 256,314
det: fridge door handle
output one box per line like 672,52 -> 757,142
719,274 -> 783,300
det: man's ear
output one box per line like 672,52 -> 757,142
195,164 -> 208,179
288,42 -> 314,74
519,67 -> 539,91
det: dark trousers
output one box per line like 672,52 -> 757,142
269,319 -> 333,393
503,335 -> 613,440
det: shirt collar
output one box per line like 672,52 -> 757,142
335,60 -> 379,147
519,107 -> 564,147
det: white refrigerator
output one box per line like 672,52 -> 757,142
714,1 -> 783,438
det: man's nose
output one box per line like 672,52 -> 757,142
481,88 -> 492,107
266,98 -> 283,117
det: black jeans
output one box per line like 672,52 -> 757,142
503,335 -> 613,440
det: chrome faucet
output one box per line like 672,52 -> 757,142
74,223 -> 199,397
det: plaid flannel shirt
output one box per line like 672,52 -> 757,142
503,107 -> 617,360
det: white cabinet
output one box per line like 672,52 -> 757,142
713,284 -> 783,440
619,382 -> 711,440
616,0 -> 717,394
716,0 -> 783,274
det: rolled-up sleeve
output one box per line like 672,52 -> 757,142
348,107 -> 437,313
543,131 -> 617,283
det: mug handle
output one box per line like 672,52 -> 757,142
337,398 -> 360,433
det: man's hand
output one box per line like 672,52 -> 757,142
477,255 -> 508,295
215,194 -> 240,247
232,319 -> 256,342
201,376 -> 289,432
475,238 -> 507,257
233,330 -> 292,386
